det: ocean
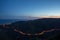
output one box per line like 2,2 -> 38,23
0,19 -> 25,24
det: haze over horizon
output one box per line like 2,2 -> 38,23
1,0 -> 60,19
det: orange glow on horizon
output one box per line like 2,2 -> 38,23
39,16 -> 60,18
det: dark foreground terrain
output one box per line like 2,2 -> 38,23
0,18 -> 60,40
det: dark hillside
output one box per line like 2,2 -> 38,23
0,18 -> 60,40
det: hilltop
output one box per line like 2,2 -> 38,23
0,18 -> 60,40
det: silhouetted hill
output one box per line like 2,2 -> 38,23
0,18 -> 60,40
47,32 -> 60,40
10,18 -> 60,33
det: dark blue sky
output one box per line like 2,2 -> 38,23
0,0 -> 60,19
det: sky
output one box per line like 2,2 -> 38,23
0,0 -> 60,19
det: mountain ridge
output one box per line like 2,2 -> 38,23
0,18 -> 60,40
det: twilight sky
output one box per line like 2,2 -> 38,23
0,0 -> 60,19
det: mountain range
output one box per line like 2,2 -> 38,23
0,18 -> 60,40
